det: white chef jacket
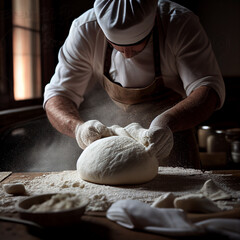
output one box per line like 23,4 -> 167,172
43,0 -> 225,109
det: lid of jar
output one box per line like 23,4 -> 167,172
215,130 -> 225,135
225,128 -> 240,136
198,126 -> 212,130
225,128 -> 240,141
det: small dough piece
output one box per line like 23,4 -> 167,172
151,193 -> 176,208
199,179 -> 232,201
174,194 -> 221,213
3,183 -> 26,195
76,136 -> 158,185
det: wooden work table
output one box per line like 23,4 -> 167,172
1,170 -> 240,240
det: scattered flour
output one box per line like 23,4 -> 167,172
1,167 -> 240,213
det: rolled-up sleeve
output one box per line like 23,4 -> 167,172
43,18 -> 94,108
173,13 -> 225,109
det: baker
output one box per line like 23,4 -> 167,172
43,0 -> 225,169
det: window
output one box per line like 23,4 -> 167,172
0,0 -> 45,111
1,0 -> 88,111
12,0 -> 41,101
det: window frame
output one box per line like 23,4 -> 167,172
0,0 -> 55,111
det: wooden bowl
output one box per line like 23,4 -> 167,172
16,193 -> 89,227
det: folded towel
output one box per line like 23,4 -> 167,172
107,199 -> 240,238
106,199 -> 202,236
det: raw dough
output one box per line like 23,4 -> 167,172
199,179 -> 232,201
174,194 -> 221,213
76,136 -> 158,185
3,183 -> 26,195
151,179 -> 232,213
151,193 -> 176,208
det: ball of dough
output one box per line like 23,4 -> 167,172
199,179 -> 232,201
174,194 -> 221,213
151,193 -> 176,208
3,183 -> 26,195
76,136 -> 158,185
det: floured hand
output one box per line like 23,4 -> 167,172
124,123 -> 173,160
75,120 -> 112,149
147,126 -> 174,159
124,123 -> 150,146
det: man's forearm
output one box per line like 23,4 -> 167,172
151,86 -> 219,132
45,96 -> 84,138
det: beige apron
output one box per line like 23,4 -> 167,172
80,11 -> 200,169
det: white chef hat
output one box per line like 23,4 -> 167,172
94,0 -> 158,45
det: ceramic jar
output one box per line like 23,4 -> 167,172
197,126 -> 214,152
206,130 -> 228,153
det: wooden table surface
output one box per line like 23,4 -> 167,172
1,170 -> 240,240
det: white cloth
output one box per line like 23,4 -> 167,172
195,218 -> 240,239
43,0 -> 225,110
106,199 -> 240,238
106,199 -> 202,236
94,0 -> 158,45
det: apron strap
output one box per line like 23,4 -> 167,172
153,9 -> 162,78
104,43 -> 114,82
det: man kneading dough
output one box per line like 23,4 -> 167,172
44,0 -> 225,168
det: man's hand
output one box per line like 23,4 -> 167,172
146,126 -> 173,160
124,123 -> 173,160
75,120 -> 112,149
124,123 -> 150,147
